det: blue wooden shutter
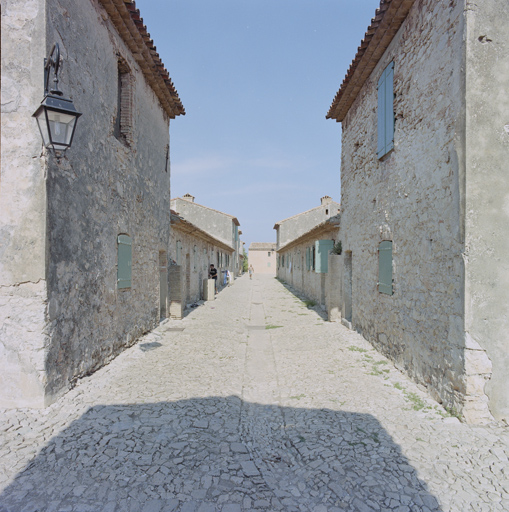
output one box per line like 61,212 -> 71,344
378,241 -> 393,295
117,234 -> 132,289
315,240 -> 334,273
377,62 -> 394,159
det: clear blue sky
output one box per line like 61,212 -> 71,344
136,0 -> 380,250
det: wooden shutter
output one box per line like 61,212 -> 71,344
306,247 -> 310,270
377,62 -> 394,159
378,241 -> 393,295
315,240 -> 334,273
117,234 -> 132,289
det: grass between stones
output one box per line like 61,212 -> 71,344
265,325 -> 283,330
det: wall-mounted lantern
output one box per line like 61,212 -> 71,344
32,43 -> 82,155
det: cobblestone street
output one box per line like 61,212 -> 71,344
0,275 -> 507,512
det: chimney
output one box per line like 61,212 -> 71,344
321,195 -> 332,205
182,193 -> 195,203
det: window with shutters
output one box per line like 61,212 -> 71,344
378,241 -> 393,295
114,60 -> 134,147
315,240 -> 334,273
117,234 -> 132,289
377,62 -> 394,159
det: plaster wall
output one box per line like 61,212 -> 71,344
0,0 -> 50,407
248,249 -> 276,275
339,0 -> 484,418
276,202 -> 340,249
169,227 -> 234,305
463,0 -> 509,422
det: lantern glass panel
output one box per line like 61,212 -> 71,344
34,109 -> 51,147
47,110 -> 77,149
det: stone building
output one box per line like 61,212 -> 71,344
276,216 -> 340,309
170,194 -> 242,277
168,210 -> 235,318
326,0 -> 508,423
248,243 -> 276,276
0,0 -> 184,407
274,196 -> 340,250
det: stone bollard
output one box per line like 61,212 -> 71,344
203,279 -> 215,301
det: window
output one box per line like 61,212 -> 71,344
377,62 -> 394,159
268,252 -> 271,257
312,245 -> 316,271
315,240 -> 334,273
114,60 -> 133,146
378,241 -> 393,295
117,234 -> 132,289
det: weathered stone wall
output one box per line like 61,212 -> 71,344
276,201 -> 340,249
171,198 -> 236,249
0,0 -> 50,407
41,0 -> 173,401
169,228 -> 234,305
0,0 -> 176,407
463,0 -> 509,423
326,254 -> 343,322
340,0 -> 479,417
277,227 -> 340,308
248,249 -> 276,275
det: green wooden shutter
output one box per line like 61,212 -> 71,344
306,247 -> 310,270
117,234 -> 132,289
378,241 -> 393,295
315,240 -> 334,273
377,62 -> 394,159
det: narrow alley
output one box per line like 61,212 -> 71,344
0,275 -> 507,512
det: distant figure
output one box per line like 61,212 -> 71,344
209,264 -> 218,294
248,264 -> 254,280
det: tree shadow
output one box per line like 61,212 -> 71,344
0,397 -> 441,512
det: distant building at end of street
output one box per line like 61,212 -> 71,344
248,243 -> 277,275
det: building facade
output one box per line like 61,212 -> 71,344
169,211 -> 235,317
0,0 -> 184,407
327,0 -> 509,423
274,196 -> 340,250
248,243 -> 277,275
170,194 -> 242,276
276,217 -> 340,308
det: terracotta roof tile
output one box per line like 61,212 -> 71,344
99,0 -> 185,118
326,0 -> 415,122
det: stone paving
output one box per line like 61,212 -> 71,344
0,274 -> 508,512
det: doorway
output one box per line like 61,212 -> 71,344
159,250 -> 168,320
344,251 -> 352,323
185,253 -> 191,303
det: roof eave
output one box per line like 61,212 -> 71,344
326,0 -> 415,122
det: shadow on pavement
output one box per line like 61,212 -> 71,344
0,397 -> 441,512
275,279 -> 329,321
